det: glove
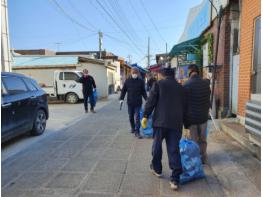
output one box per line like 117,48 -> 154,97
141,117 -> 148,129
120,100 -> 124,104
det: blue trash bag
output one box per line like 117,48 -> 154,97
180,139 -> 205,184
89,90 -> 98,107
139,108 -> 153,137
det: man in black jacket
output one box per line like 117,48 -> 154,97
120,67 -> 147,139
141,67 -> 185,190
183,64 -> 211,164
78,69 -> 96,113
147,74 -> 157,91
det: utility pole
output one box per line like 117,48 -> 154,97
99,31 -> 103,59
55,42 -> 62,52
147,37 -> 150,67
127,55 -> 132,64
165,42 -> 168,63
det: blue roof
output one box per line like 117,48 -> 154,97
13,56 -> 79,67
130,63 -> 148,73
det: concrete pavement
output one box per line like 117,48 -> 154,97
2,97 -> 261,197
1,95 -> 116,162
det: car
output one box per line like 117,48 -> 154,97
1,72 -> 49,143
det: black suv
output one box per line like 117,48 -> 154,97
1,72 -> 49,143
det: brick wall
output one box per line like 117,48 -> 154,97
238,0 -> 261,117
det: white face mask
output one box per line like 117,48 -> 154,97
132,74 -> 138,79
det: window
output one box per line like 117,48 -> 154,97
23,78 -> 37,91
1,82 -> 7,95
59,72 -> 63,80
2,77 -> 28,95
31,79 -> 41,90
64,72 -> 79,81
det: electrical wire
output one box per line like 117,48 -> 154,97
139,0 -> 166,43
95,0 -> 145,54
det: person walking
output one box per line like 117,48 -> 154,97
147,74 -> 157,91
141,67 -> 185,190
183,64 -> 211,164
120,67 -> 147,139
78,69 -> 97,113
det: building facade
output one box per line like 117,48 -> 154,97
238,0 -> 261,117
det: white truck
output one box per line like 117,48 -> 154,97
42,70 -> 84,104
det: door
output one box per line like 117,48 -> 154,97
251,17 -> 261,100
2,76 -> 31,138
1,81 -> 14,137
231,55 -> 240,114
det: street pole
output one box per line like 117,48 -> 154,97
209,0 -> 223,114
55,42 -> 62,52
99,31 -> 103,59
147,37 -> 150,67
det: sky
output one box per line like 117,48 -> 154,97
8,0 -> 203,67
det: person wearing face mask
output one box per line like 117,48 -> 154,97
119,67 -> 147,139
77,69 -> 97,113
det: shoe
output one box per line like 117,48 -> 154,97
130,129 -> 135,133
91,109 -> 96,113
169,180 -> 179,190
150,164 -> 162,177
85,110 -> 88,113
135,133 -> 142,139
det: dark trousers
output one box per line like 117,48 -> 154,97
83,93 -> 94,111
152,128 -> 182,183
127,105 -> 141,134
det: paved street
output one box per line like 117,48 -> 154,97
2,97 -> 261,197
1,95 -> 115,161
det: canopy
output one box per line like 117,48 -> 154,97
169,37 -> 201,57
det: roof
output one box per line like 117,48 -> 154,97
169,37 -> 201,57
13,56 -> 79,67
130,63 -> 148,73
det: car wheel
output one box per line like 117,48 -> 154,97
66,93 -> 79,104
31,109 -> 47,136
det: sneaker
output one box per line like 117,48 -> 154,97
91,109 -> 96,113
149,164 -> 162,177
169,181 -> 179,190
135,133 -> 142,139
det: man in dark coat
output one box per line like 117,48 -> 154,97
141,67 -> 185,190
120,67 -> 147,139
78,69 -> 96,113
147,74 -> 157,91
183,64 -> 211,164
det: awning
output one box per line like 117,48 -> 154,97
169,37 -> 201,57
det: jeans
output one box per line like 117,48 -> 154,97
152,128 -> 182,183
189,122 -> 208,162
83,93 -> 94,111
127,105 -> 141,134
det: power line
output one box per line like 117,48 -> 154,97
95,0 -> 144,54
139,0 -> 166,43
128,0 -> 162,51
67,0 -> 98,31
49,0 -> 96,32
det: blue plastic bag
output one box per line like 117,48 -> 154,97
89,90 -> 97,107
139,109 -> 153,137
180,139 -> 205,184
